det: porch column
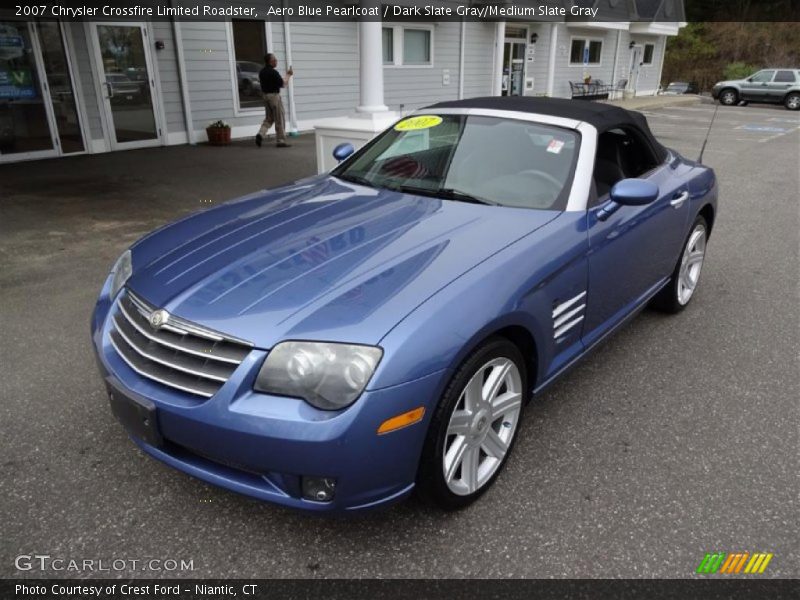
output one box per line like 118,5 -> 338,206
356,8 -> 388,112
546,23 -> 558,97
492,21 -> 505,96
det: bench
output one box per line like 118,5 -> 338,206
570,81 -> 609,101
569,79 -> 629,101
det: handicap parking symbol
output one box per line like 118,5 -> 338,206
739,124 -> 789,133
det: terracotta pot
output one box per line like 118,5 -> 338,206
206,127 -> 231,146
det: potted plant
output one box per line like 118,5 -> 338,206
583,73 -> 592,84
206,120 -> 231,146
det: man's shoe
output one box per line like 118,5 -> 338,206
276,142 -> 291,148
255,134 -> 263,147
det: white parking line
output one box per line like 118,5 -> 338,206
758,126 -> 800,143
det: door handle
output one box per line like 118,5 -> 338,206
670,190 -> 689,208
104,81 -> 114,99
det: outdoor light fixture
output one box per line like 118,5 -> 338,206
629,41 -> 636,49
530,32 -> 538,43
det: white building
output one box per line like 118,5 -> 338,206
0,1 -> 685,164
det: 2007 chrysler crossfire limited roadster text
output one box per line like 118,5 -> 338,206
92,97 -> 717,513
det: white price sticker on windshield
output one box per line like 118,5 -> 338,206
547,139 -> 565,154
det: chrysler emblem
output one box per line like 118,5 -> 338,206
149,309 -> 169,329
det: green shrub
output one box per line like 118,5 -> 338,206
723,62 -> 759,80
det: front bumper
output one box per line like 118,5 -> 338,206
711,86 -> 722,99
91,287 -> 445,513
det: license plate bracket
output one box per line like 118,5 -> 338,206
108,387 -> 163,448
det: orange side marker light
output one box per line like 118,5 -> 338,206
377,407 -> 425,434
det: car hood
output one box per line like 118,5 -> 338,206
714,78 -> 744,86
127,176 -> 559,348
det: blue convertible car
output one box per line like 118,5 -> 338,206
92,97 -> 717,512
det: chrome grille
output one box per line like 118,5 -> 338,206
109,289 -> 252,398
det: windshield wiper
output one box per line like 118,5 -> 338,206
386,183 -> 498,206
335,173 -> 376,188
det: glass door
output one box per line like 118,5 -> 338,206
35,21 -> 85,154
502,41 -> 526,97
0,21 -> 58,160
91,23 -> 160,150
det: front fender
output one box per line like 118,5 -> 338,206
371,212 -> 589,393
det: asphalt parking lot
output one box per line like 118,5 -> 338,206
1,103 -> 798,579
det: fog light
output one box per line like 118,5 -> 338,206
301,476 -> 337,502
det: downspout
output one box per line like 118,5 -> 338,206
171,15 -> 194,144
458,18 -> 466,100
281,4 -> 298,134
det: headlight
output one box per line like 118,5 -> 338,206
109,249 -> 132,299
254,341 -> 383,410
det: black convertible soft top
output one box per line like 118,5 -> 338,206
427,96 -> 668,162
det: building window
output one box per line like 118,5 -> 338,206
382,27 -> 393,64
231,20 -> 266,109
569,38 -> 602,66
403,28 -> 431,64
642,43 -> 655,65
382,25 -> 433,67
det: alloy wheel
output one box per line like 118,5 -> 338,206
442,357 -> 523,496
720,91 -> 737,105
786,95 -> 800,110
677,224 -> 707,305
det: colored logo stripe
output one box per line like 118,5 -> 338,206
696,552 -> 773,574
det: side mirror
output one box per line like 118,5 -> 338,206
609,179 -> 659,206
332,142 -> 355,162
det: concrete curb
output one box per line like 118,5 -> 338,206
603,95 -> 703,111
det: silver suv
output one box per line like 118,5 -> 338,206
712,69 -> 800,110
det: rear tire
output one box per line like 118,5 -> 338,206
718,88 -> 738,106
785,93 -> 800,111
417,337 -> 528,511
651,215 -> 708,314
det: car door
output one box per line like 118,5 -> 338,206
740,70 -> 775,102
767,70 -> 797,101
582,128 -> 689,346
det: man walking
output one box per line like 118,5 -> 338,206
255,53 -> 293,148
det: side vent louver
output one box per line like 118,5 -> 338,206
552,291 -> 586,342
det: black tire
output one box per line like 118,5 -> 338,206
718,88 -> 738,106
417,336 -> 528,511
651,215 -> 709,314
785,92 -> 800,111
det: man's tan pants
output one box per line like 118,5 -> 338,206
258,93 -> 286,143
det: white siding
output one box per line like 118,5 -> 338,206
550,25 -> 620,98
461,22 -> 495,99
289,21 -> 359,120
151,21 -> 185,133
523,23 -> 552,96
383,22 -> 462,111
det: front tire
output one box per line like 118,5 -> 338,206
785,93 -> 800,111
651,215 -> 708,314
417,337 -> 527,510
718,88 -> 738,106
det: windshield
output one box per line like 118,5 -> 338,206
332,114 -> 579,210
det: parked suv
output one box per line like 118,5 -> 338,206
712,69 -> 800,110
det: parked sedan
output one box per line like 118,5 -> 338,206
712,68 -> 800,110
661,81 -> 699,95
92,97 -> 717,513
105,73 -> 144,105
236,61 -> 262,97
